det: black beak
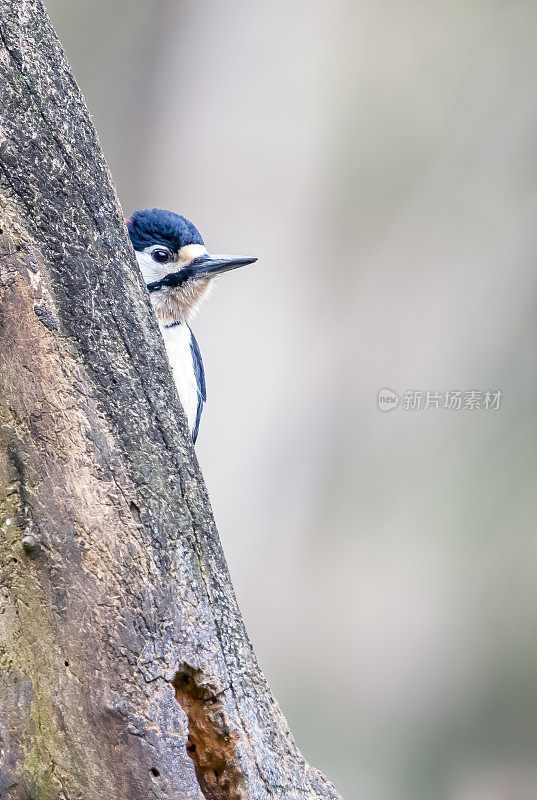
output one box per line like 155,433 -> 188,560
187,254 -> 258,279
146,253 -> 257,294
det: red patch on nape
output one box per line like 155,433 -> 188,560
124,218 -> 133,225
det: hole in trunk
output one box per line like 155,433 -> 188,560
173,666 -> 244,800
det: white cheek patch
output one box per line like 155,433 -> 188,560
135,250 -> 168,284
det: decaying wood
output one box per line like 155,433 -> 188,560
0,2 -> 342,799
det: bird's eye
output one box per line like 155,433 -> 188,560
151,248 -> 170,264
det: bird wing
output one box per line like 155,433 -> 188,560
188,325 -> 206,443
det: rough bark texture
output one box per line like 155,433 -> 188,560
0,3 -> 342,800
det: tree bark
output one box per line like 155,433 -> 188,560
0,3 -> 342,800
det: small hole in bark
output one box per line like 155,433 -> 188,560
129,501 -> 141,523
150,767 -> 160,777
13,557 -> 18,563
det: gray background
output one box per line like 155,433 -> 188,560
45,2 -> 537,798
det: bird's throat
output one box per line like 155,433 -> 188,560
151,278 -> 212,326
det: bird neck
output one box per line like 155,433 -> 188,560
150,278 -> 212,327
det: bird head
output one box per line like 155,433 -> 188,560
126,208 -> 257,325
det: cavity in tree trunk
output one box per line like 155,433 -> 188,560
0,2 -> 342,799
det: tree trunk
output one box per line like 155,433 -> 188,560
0,3 -> 342,799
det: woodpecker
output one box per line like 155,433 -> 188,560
126,208 -> 257,443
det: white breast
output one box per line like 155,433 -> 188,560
160,322 -> 198,434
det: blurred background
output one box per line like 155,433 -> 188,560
45,1 -> 537,798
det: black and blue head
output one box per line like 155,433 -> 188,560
127,208 -> 204,254
126,209 -> 257,321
